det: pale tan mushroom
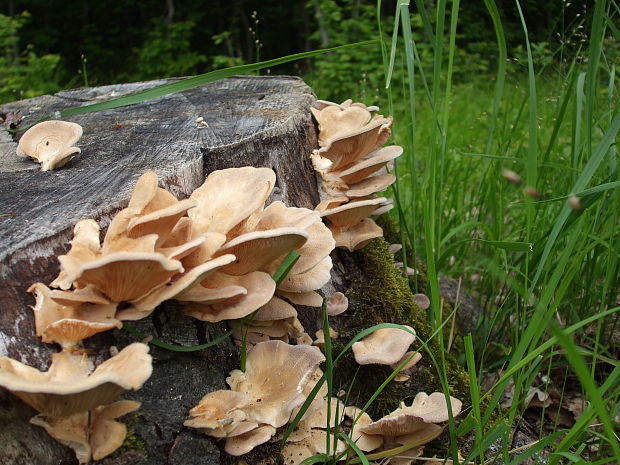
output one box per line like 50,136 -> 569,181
217,227 -> 309,275
16,120 -> 83,171
282,429 -> 346,465
30,399 -> 141,464
330,218 -> 383,251
28,282 -> 121,348
344,406 -> 384,452
389,351 -> 422,382
352,326 -> 416,366
224,425 -> 276,456
0,343 -> 152,417
313,115 -> 392,172
312,105 -> 373,147
181,271 -> 275,322
277,290 -> 323,307
359,392 -> 462,437
320,198 -> 388,228
184,390 -> 251,436
345,173 -> 396,198
225,340 -> 326,428
335,146 -> 403,184
327,292 -> 348,316
189,167 -> 276,235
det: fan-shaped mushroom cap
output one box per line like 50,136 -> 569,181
217,227 -> 309,275
336,146 -> 403,184
277,290 -> 323,307
30,411 -> 91,463
30,400 -> 140,464
120,171 -> 199,246
182,271 -> 275,322
315,196 -> 349,213
58,248 -> 183,302
407,392 -> 463,423
29,283 -> 120,347
393,423 -> 444,448
184,390 -> 251,433
253,296 -> 298,321
277,255 -> 332,293
282,429 -> 346,465
117,254 -> 236,320
0,343 -> 152,417
346,173 -> 396,198
16,120 -> 83,171
90,400 -> 141,460
316,116 -> 392,171
189,167 -> 276,235
352,326 -> 416,366
225,341 -> 325,428
330,218 -> 383,251
312,105 -> 372,147
390,351 -> 422,375
224,425 -> 276,456
320,198 -> 388,228
344,406 -> 384,452
359,392 -> 462,437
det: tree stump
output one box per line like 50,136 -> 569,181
0,77 -> 469,465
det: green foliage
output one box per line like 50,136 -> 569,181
0,12 -> 61,103
304,0 -> 388,101
125,19 -> 207,81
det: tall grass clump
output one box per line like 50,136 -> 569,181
309,0 -> 619,462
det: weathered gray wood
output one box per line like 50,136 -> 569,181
0,76 -> 319,465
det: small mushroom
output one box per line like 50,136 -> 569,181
16,120 -> 83,171
327,292 -> 348,316
352,326 -> 416,366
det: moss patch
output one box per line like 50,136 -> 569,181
332,238 -> 471,422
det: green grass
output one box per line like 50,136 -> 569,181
303,0 -> 620,462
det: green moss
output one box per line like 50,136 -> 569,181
332,237 -> 471,423
121,414 -> 147,454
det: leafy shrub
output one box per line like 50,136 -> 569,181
0,12 -> 61,104
125,19 -> 207,81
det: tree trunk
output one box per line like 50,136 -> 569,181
0,76 -> 469,465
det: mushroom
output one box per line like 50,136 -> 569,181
359,392 -> 463,437
390,351 -> 423,383
0,342 -> 152,417
16,120 -> 83,171
329,218 -> 383,251
352,326 -> 416,366
30,400 -> 141,464
28,282 -> 121,349
327,292 -> 348,316
225,341 -> 326,428
344,406 -> 384,452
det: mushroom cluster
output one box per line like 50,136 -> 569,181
0,343 -> 152,463
16,120 -> 83,171
185,340 -> 326,456
30,168 -> 334,348
1,166 -> 336,462
178,167 -> 334,325
310,99 -> 402,251
344,392 -> 463,465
